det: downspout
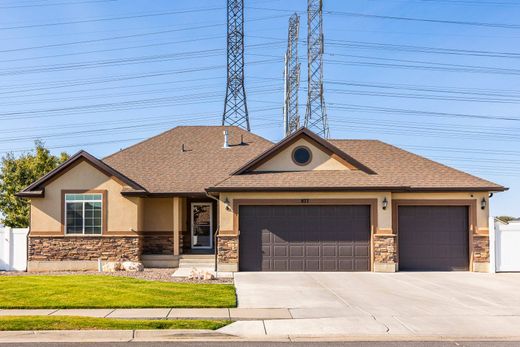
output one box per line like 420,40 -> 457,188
205,192 -> 220,273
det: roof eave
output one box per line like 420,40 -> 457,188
206,186 -> 508,193
121,191 -> 208,198
15,190 -> 44,198
206,186 -> 411,193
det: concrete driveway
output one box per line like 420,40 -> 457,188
220,272 -> 520,339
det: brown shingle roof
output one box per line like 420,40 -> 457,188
102,126 -> 273,194
19,125 -> 505,196
208,139 -> 505,192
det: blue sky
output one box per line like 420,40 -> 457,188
0,0 -> 518,216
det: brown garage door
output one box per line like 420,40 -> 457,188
398,206 -> 469,271
239,205 -> 371,271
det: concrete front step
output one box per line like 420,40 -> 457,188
178,263 -> 215,268
179,254 -> 214,260
141,255 -> 179,268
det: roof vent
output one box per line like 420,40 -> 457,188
223,130 -> 230,149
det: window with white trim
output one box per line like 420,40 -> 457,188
65,193 -> 103,234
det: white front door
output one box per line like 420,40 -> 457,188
191,203 -> 213,249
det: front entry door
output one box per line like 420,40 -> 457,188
191,203 -> 213,249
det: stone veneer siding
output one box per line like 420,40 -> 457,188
217,235 -> 238,264
29,236 -> 142,262
142,235 -> 173,255
472,235 -> 490,263
373,235 -> 397,264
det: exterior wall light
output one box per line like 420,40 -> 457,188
382,197 -> 388,210
481,197 -> 486,210
224,197 -> 232,211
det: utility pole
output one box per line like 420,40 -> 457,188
222,0 -> 250,131
283,13 -> 301,137
304,0 -> 329,138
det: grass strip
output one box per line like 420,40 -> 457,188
0,316 -> 230,331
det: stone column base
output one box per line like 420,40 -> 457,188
473,262 -> 490,273
217,263 -> 238,272
373,262 -> 398,273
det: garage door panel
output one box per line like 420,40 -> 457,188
289,245 -> 304,257
322,245 -> 337,257
355,245 -> 370,257
305,259 -> 320,271
305,245 -> 320,257
239,205 -> 371,272
398,206 -> 469,271
273,245 -> 287,257
339,245 -> 353,257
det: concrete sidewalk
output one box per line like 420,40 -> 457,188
0,308 -> 291,320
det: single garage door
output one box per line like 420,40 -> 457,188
398,206 -> 469,271
239,205 -> 371,271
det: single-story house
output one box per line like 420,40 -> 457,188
18,126 -> 506,273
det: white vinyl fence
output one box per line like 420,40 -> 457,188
492,218 -> 520,272
0,227 -> 29,271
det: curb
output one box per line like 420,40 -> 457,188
0,330 -> 519,343
0,329 -> 240,343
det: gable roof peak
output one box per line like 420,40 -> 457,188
232,127 -> 377,175
17,150 -> 146,198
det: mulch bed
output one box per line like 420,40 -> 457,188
0,268 -> 233,284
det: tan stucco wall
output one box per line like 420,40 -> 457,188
142,198 -> 173,232
218,191 -> 391,232
30,160 -> 140,235
254,138 -> 348,172
218,191 -> 490,233
393,192 -> 489,230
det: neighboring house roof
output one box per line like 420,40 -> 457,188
103,126 -> 273,195
208,137 -> 506,192
18,125 -> 506,197
17,150 -> 146,197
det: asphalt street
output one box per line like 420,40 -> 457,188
0,342 -> 519,346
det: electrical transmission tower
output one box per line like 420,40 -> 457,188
304,0 -> 329,138
283,13 -> 301,137
222,0 -> 250,131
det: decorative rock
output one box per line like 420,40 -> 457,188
203,271 -> 215,280
121,261 -> 144,272
102,262 -> 122,272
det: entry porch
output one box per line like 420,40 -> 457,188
139,196 -> 218,268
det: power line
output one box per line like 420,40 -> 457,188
0,13 -> 286,54
0,0 -> 116,9
325,10 -> 520,30
248,6 -> 520,29
0,7 -> 222,31
328,103 -> 520,122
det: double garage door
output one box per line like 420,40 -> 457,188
239,204 -> 469,272
239,205 -> 371,271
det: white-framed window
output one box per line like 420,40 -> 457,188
64,193 -> 103,235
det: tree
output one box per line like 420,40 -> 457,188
0,141 -> 68,227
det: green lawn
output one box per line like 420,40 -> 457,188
0,316 -> 229,331
0,275 -> 236,309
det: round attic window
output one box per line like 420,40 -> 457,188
292,146 -> 312,166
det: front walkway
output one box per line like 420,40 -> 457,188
221,272 -> 520,339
